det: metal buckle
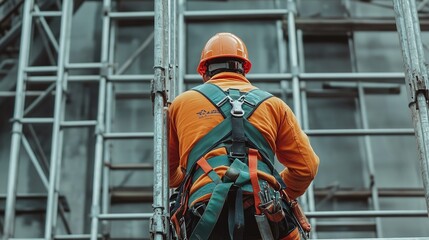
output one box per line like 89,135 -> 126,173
191,203 -> 206,218
229,151 -> 246,159
229,95 -> 245,117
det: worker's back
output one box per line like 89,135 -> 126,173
168,32 -> 318,240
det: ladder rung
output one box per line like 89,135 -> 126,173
306,210 -> 428,218
0,91 -> 44,97
55,235 -> 95,239
66,63 -> 103,69
110,187 -> 153,203
108,74 -> 153,82
316,221 -> 376,232
61,120 -> 97,128
11,236 -> 100,240
24,66 -> 57,72
10,239 -> 44,240
301,72 -> 405,82
108,11 -> 154,19
98,213 -> 152,220
184,9 -> 288,20
103,132 -> 153,139
305,128 -> 414,136
26,75 -> 101,82
115,91 -> 151,99
323,82 -> 401,94
32,11 -> 62,17
315,187 -> 425,199
68,75 -> 100,82
26,76 -> 57,82
15,118 -> 54,124
105,162 -> 153,170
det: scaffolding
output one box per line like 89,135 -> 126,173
0,0 -> 429,239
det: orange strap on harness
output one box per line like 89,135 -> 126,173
249,148 -> 262,215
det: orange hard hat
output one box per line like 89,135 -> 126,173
197,32 -> 252,76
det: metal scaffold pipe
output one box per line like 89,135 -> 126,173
3,0 -> 33,238
393,0 -> 429,215
90,0 -> 111,239
151,0 -> 170,239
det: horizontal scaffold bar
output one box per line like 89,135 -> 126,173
24,66 -> 57,72
105,162 -> 153,170
31,11 -> 62,17
98,213 -> 152,220
54,235 -> 97,240
109,11 -> 154,19
184,9 -> 289,20
184,72 -> 406,83
66,63 -> 104,69
305,128 -> 414,136
306,210 -> 428,218
103,132 -> 154,139
108,74 -> 153,82
61,120 -> 97,128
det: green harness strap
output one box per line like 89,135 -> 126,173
191,85 -> 287,185
189,84 -> 274,168
183,83 -> 286,240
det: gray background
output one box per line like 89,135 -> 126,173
0,0 -> 428,238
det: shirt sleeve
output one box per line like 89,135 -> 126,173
275,100 -> 320,199
168,101 -> 184,188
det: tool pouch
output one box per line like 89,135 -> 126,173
261,204 -> 285,223
290,200 -> 311,233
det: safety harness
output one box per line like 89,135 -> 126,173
170,83 -> 294,240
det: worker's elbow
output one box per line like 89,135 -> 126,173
309,155 -> 320,180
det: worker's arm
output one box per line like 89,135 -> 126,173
275,100 -> 319,200
168,103 -> 184,188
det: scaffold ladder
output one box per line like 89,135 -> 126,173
2,0 -> 429,239
3,0 -> 80,239
87,0 -> 176,239
393,0 -> 429,216
2,0 -> 176,239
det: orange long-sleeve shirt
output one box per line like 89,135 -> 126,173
168,72 -> 319,200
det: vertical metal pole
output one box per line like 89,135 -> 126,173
275,0 -> 289,105
287,0 -> 301,124
3,1 -> 33,238
163,106 -> 170,238
165,2 -> 177,236
101,19 -> 116,238
152,0 -> 169,239
178,0 -> 186,93
346,21 -> 383,235
393,0 -> 429,214
168,0 -> 177,99
45,0 -> 72,238
90,0 -> 111,238
357,84 -> 383,236
297,28 -> 318,239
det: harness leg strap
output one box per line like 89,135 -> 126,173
228,187 -> 244,240
190,182 -> 234,240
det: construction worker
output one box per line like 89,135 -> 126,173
169,32 -> 319,240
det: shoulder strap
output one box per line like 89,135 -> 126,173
192,83 -> 231,118
243,88 -> 273,118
